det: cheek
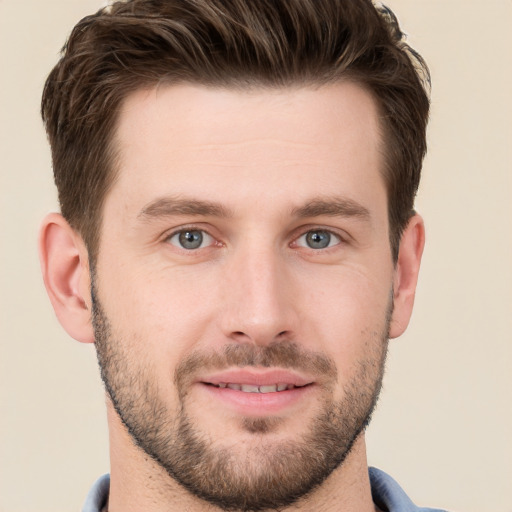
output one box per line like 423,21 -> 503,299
294,265 -> 392,370
98,260 -> 222,357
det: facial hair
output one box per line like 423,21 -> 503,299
92,282 -> 390,512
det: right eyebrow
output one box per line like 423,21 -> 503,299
138,196 -> 233,220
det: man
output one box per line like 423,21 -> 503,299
38,0 -> 444,511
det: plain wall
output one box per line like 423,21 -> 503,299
1,1 -> 511,511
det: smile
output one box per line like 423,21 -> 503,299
197,372 -> 316,415
209,383 -> 305,393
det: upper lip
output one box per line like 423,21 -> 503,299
198,369 -> 314,387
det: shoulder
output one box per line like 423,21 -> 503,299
81,474 -> 110,512
369,467 -> 449,512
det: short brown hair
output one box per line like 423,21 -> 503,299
42,0 -> 430,261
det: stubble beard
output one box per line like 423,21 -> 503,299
92,284 -> 390,512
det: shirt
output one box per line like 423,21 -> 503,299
82,467 -> 448,511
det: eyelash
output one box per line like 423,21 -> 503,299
165,226 -> 217,251
293,229 -> 343,250
164,226 -> 347,252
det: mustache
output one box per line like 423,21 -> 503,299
174,341 -> 338,392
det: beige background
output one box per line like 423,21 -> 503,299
1,1 -> 511,511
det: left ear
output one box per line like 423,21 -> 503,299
389,214 -> 425,339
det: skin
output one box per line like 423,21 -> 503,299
39,82 -> 424,512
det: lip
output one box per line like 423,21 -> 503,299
196,369 -> 315,416
199,369 -> 313,388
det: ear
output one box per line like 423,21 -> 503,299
39,213 -> 94,344
389,214 -> 425,339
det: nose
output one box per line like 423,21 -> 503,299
219,244 -> 299,346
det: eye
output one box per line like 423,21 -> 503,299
167,229 -> 214,250
295,229 -> 341,250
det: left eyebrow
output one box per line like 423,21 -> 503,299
291,196 -> 371,220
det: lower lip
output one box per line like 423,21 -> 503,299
199,383 -> 314,416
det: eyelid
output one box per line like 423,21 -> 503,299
291,226 -> 348,249
161,223 -> 349,250
164,225 -> 219,250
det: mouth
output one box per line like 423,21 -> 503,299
196,369 -> 315,416
205,382 -> 309,393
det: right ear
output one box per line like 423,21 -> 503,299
39,213 -> 94,344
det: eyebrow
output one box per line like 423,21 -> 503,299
138,195 -> 370,222
138,196 -> 233,220
291,197 -> 371,220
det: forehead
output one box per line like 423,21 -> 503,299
116,81 -> 381,155
110,82 -> 385,217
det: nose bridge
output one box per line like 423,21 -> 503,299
220,238 -> 296,344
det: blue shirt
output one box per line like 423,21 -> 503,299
82,467 -> 448,511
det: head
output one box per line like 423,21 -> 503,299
40,1 -> 429,510
41,0 -> 429,264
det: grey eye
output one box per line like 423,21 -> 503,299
296,230 -> 340,249
168,230 -> 213,250
306,230 -> 331,249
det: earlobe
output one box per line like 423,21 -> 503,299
389,214 -> 425,339
39,213 -> 95,344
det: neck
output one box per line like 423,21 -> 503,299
106,403 -> 377,512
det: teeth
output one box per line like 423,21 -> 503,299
240,384 -> 260,393
259,385 -> 277,393
216,383 -> 299,393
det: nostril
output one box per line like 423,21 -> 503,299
227,328 -> 294,345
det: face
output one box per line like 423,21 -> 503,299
93,82 -> 396,510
